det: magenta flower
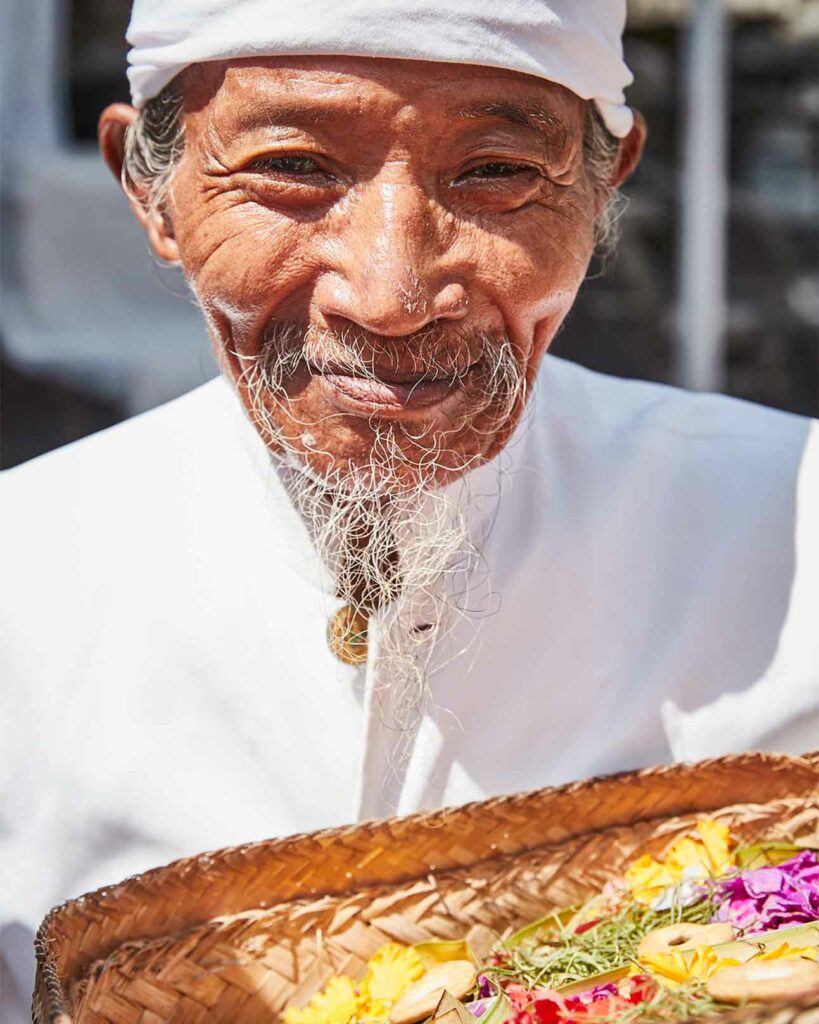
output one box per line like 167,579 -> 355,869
575,984 -> 619,1005
715,850 -> 819,933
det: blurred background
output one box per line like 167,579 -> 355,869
0,0 -> 817,469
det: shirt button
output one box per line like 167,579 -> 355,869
328,604 -> 369,665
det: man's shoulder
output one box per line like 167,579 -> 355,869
1,377 -> 231,501
0,376 -> 267,579
535,355 -> 813,456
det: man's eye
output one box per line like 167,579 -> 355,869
457,162 -> 535,182
250,155 -> 326,177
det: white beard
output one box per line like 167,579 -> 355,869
208,316 -> 525,784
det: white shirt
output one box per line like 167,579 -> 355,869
2,355 -> 818,1020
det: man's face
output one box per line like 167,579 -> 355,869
151,58 -> 604,491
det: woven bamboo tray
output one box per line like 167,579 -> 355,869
34,752 -> 819,1024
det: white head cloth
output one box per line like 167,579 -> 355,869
127,0 -> 633,138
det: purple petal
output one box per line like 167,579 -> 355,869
743,868 -> 787,897
478,975 -> 493,1000
588,984 -> 619,1003
713,850 -> 819,933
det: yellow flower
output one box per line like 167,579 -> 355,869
625,820 -> 736,906
359,943 -> 425,1017
283,1006 -> 321,1024
639,945 -> 741,988
756,943 -> 818,964
639,940 -> 818,990
695,819 -> 736,877
283,944 -> 424,1024
624,855 -> 679,906
284,976 -> 360,1024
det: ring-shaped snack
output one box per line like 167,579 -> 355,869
706,957 -> 819,1004
637,921 -> 735,959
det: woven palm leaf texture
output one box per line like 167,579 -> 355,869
34,751 -> 819,1023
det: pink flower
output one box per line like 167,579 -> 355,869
715,850 -> 819,933
524,978 -> 658,1024
504,982 -> 533,1012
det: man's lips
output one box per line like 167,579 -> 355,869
307,360 -> 476,416
320,373 -> 457,411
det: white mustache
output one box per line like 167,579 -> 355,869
254,322 -> 515,392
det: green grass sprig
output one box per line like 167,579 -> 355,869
485,888 -> 719,992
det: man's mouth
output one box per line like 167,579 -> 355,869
308,361 -> 477,416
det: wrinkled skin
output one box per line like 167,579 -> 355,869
100,57 -> 644,489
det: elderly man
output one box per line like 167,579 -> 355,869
1,1 -> 818,1018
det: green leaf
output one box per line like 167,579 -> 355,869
506,907 -> 579,949
472,986 -> 512,1024
698,921 -> 819,963
556,965 -> 631,996
734,842 -> 813,870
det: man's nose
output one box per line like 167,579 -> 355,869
315,180 -> 467,336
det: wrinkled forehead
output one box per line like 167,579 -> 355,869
180,55 -> 587,144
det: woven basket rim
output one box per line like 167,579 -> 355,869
35,750 -> 819,1023
40,751 -> 819,927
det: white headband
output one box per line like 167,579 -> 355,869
127,0 -> 633,138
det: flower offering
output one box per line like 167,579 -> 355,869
285,822 -> 819,1023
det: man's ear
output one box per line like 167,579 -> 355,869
611,109 -> 647,190
98,103 -> 180,263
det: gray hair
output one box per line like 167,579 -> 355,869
122,78 -> 625,254
583,103 -> 627,256
121,79 -> 187,220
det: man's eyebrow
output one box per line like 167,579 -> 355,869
455,102 -> 571,146
231,103 -> 337,133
